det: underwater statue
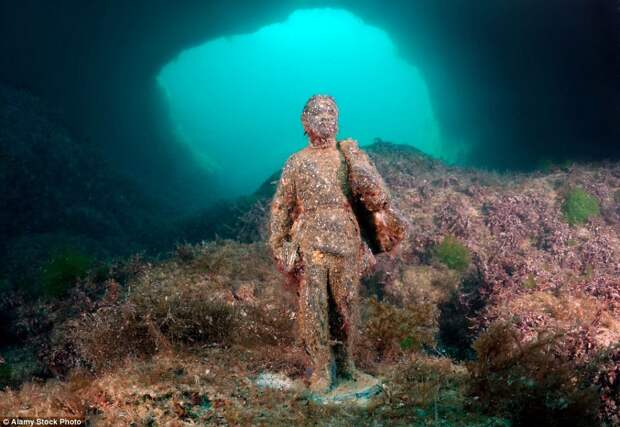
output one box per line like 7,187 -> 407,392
269,94 -> 406,394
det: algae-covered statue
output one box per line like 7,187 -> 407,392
268,94 -> 406,394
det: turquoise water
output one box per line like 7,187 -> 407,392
158,8 -> 451,198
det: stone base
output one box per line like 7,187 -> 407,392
254,371 -> 385,407
307,372 -> 384,407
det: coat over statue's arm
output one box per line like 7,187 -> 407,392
339,138 -> 407,253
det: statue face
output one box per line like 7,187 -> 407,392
301,96 -> 339,146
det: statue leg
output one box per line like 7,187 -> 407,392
327,253 -> 362,379
298,249 -> 333,392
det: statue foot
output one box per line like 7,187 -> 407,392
342,360 -> 363,381
308,369 -> 333,394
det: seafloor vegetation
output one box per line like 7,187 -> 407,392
1,139 -> 619,426
1,87 -> 620,426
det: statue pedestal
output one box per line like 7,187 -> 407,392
307,372 -> 384,407
255,371 -> 385,407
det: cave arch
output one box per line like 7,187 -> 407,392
156,7 -> 446,197
1,0 -> 618,208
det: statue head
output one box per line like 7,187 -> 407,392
301,94 -> 339,147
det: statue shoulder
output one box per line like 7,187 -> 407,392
279,150 -> 306,180
338,138 -> 359,152
290,147 -> 319,164
283,150 -> 302,169
339,138 -> 372,165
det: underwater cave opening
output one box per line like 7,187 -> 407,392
157,7 -> 451,199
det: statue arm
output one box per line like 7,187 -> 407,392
268,156 -> 297,271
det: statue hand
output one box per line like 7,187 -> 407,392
281,240 -> 300,273
360,241 -> 377,277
